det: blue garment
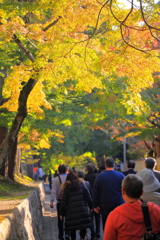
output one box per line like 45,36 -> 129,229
93,170 -> 125,210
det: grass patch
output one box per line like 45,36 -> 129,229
0,175 -> 37,199
0,195 -> 30,200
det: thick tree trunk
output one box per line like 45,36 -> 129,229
0,126 -> 8,176
8,137 -> 17,180
14,147 -> 21,175
0,77 -> 37,175
96,154 -> 106,167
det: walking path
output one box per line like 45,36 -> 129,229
42,184 -> 104,240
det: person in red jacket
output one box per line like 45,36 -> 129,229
103,174 -> 160,240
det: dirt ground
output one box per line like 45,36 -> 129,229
0,176 -> 39,216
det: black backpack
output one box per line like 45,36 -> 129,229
141,201 -> 160,240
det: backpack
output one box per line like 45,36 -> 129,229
141,201 -> 160,240
57,175 -> 63,200
141,233 -> 160,240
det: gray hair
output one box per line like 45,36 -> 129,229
122,174 -> 143,199
145,158 -> 156,169
77,170 -> 85,179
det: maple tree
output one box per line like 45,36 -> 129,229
17,76 -> 158,169
0,0 -> 160,177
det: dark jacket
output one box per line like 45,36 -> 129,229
93,170 -> 125,210
84,172 -> 97,191
60,180 -> 93,231
123,168 -> 137,176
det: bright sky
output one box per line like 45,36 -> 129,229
120,0 -> 139,8
120,0 -> 158,8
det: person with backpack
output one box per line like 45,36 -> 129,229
59,171 -> 93,240
50,164 -> 69,240
103,174 -> 160,240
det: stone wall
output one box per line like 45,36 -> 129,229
0,183 -> 45,240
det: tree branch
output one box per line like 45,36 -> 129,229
43,16 -> 62,32
13,34 -> 35,62
140,0 -> 160,33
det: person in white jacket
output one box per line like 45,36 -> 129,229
50,164 -> 69,240
136,168 -> 160,206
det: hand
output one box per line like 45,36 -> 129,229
50,203 -> 54,208
60,215 -> 63,220
94,207 -> 100,213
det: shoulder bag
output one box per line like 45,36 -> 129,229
141,201 -> 160,240
57,175 -> 63,200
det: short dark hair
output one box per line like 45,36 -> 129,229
127,160 -> 136,169
145,158 -> 156,169
58,164 -> 67,174
122,174 -> 143,199
99,165 -> 105,171
86,163 -> 95,173
105,158 -> 114,168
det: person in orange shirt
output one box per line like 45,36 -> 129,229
103,174 -> 160,240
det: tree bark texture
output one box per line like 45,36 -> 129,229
8,137 -> 17,180
0,77 -> 37,175
0,126 -> 8,176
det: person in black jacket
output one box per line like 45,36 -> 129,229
123,160 -> 137,176
85,163 -> 100,239
60,171 -> 93,240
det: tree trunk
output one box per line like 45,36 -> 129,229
0,126 -> 8,176
14,147 -> 21,175
96,154 -> 106,167
0,77 -> 37,176
8,137 -> 17,180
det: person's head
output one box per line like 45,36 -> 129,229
136,168 -> 160,192
99,165 -> 105,172
58,164 -> 67,174
105,158 -> 115,169
86,163 -> 95,173
127,160 -> 136,169
66,171 -> 79,190
66,171 -> 78,181
145,157 -> 156,170
122,174 -> 143,201
77,170 -> 85,179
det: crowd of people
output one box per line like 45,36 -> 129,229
49,157 -> 160,240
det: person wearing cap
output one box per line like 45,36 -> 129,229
136,168 -> 160,206
103,174 -> 160,240
145,157 -> 160,182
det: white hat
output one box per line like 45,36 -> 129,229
136,169 -> 160,192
